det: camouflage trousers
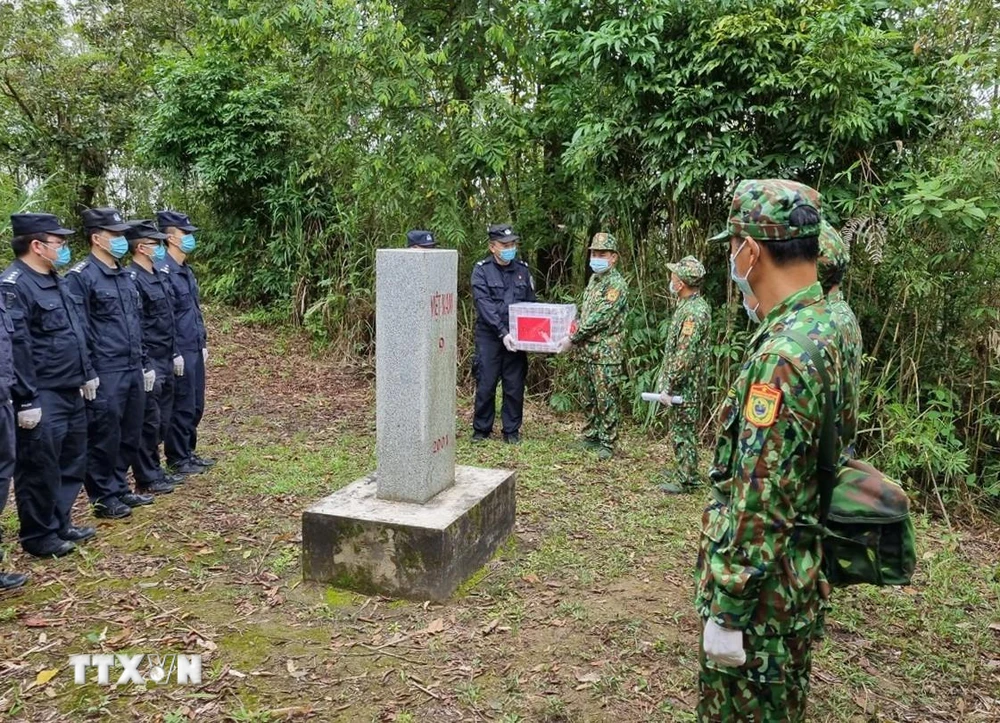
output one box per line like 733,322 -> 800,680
665,404 -> 700,488
697,631 -> 814,723
582,362 -> 623,448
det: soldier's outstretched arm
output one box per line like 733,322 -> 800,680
571,284 -> 627,345
707,352 -> 821,630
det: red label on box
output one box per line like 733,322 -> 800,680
517,316 -> 552,342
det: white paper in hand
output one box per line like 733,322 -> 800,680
641,392 -> 684,404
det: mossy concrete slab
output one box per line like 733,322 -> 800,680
302,465 -> 515,601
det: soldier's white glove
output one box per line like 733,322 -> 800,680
17,407 -> 41,430
555,337 -> 573,354
202,347 -> 208,363
703,619 -> 746,667
81,377 -> 100,401
502,334 -> 517,352
173,355 -> 185,377
143,369 -> 156,393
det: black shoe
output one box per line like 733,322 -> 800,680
191,455 -> 216,468
503,433 -> 521,445
120,492 -> 155,507
0,572 -> 28,590
165,473 -> 186,485
94,498 -> 133,519
471,433 -> 490,444
138,480 -> 175,495
170,460 -> 207,475
59,526 -> 97,543
23,536 -> 76,558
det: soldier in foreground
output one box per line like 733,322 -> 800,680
695,180 -> 844,722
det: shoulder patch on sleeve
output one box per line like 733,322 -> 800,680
745,383 -> 782,427
605,287 -> 620,303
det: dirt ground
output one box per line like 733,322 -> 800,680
0,309 -> 997,722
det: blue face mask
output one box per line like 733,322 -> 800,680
151,244 -> 166,263
180,234 -> 197,254
498,247 -> 516,263
45,242 -> 71,269
55,245 -> 72,268
743,296 -> 761,324
589,257 -> 610,274
729,239 -> 756,298
108,236 -> 129,260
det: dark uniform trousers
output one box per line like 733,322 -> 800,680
473,330 -> 528,437
84,368 -> 144,505
135,357 -> 174,485
14,389 -> 86,543
0,400 -> 15,542
165,350 -> 204,466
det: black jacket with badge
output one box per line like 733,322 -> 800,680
64,254 -> 148,374
1,259 -> 94,404
128,262 -> 178,366
471,256 -> 537,339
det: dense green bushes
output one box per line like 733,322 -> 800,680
1,0 -> 997,510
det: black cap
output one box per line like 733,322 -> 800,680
125,220 -> 168,242
487,224 -> 519,242
10,213 -> 74,237
156,210 -> 198,233
406,229 -> 436,248
81,207 -> 130,233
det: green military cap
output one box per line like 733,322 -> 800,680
588,232 -> 618,252
666,255 -> 705,285
711,179 -> 822,242
818,219 -> 850,269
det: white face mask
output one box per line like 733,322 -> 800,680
669,280 -> 681,296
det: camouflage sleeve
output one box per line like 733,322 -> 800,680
571,281 -> 626,345
662,309 -> 708,392
708,352 -> 821,629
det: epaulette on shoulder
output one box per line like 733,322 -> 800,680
159,265 -> 170,274
69,260 -> 89,274
476,259 -> 486,266
1,269 -> 20,285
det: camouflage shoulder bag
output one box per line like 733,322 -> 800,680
780,330 -> 917,587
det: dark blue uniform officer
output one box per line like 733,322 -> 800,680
3,212 -> 96,558
126,221 -> 179,494
66,207 -> 154,519
471,224 -> 537,443
157,211 -> 214,475
0,286 -> 26,587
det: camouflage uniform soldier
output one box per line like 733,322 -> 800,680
657,256 -> 711,494
818,220 -> 862,460
695,180 -> 846,722
557,233 -> 628,460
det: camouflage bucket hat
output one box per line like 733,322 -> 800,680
588,232 -> 618,252
818,220 -> 850,269
710,179 -> 822,242
666,255 -> 705,285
